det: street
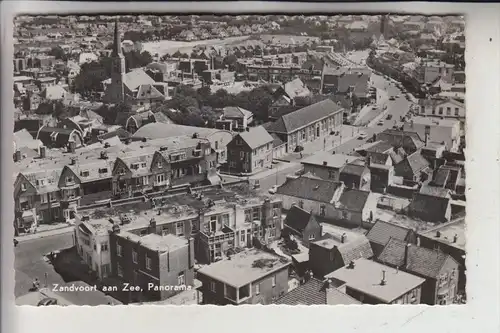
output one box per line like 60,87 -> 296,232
15,232 -> 74,298
331,72 -> 412,155
250,163 -> 303,192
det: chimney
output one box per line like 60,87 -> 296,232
348,260 -> 355,269
188,237 -> 195,268
14,150 -> 22,162
324,279 -> 332,289
453,234 -> 458,243
100,151 -> 108,160
149,217 -> 157,231
39,146 -> 46,159
68,140 -> 76,154
322,161 -> 328,166
365,156 -> 371,167
404,243 -> 411,267
70,157 -> 77,165
112,223 -> 121,234
246,127 -> 250,132
142,137 -> 147,143
341,233 -> 347,244
436,230 -> 441,238
380,270 -> 387,286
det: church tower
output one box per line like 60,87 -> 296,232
106,18 -> 125,103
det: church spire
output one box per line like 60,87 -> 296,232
112,18 -> 122,56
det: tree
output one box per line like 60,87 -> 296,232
125,50 -> 153,71
222,54 -> 238,71
48,46 -> 68,61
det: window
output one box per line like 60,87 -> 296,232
101,242 -> 108,252
117,264 -> 123,277
142,176 -> 149,185
328,170 -> 335,179
244,209 -> 252,222
432,108 -> 436,115
190,220 -> 198,235
146,256 -> 152,270
21,183 -> 27,191
221,214 -> 230,227
210,281 -> 216,292
80,171 -> 89,177
252,207 -> 261,221
37,179 -> 45,186
178,272 -> 185,285
98,168 -> 108,174
446,107 -> 451,116
176,222 -> 184,236
240,230 -> 246,242
271,276 -> 276,287
240,151 -> 245,159
141,162 -> 147,168
438,107 -> 443,115
309,234 -> 316,240
255,283 -> 260,295
40,194 -> 48,204
301,131 -> 306,140
132,250 -> 138,264
455,108 -> 459,116
117,244 -> 122,257
320,204 -> 326,217
156,174 -> 165,184
157,161 -> 163,168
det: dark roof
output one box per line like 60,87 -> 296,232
273,278 -> 360,305
340,163 -> 367,177
365,140 -> 394,154
378,238 -> 454,279
36,126 -> 81,147
367,151 -> 389,165
284,205 -> 318,234
336,235 -> 374,264
337,188 -> 370,212
276,175 -> 343,203
366,221 -> 413,247
419,185 -> 451,198
98,128 -> 132,141
388,149 -> 406,164
376,129 -> 424,151
406,152 -> 430,175
266,99 -> 343,134
270,133 -> 284,148
337,72 -> 370,97
408,193 -> 450,221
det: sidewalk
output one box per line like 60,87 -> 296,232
16,224 -> 74,243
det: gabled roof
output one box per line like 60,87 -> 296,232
270,133 -> 284,148
273,278 -> 360,305
276,175 -> 343,204
367,151 -> 390,165
284,205 -> 319,234
408,193 -> 450,220
378,238 -> 456,279
134,84 -> 165,100
266,99 -> 343,134
404,152 -> 430,175
340,163 -> 367,177
366,220 -> 413,247
336,235 -> 374,264
282,78 -> 311,100
236,126 -> 273,149
337,188 -> 371,212
223,106 -> 253,119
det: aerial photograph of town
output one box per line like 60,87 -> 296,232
12,13 -> 466,306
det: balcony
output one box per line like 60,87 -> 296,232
200,226 -> 235,245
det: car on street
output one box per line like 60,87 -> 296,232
377,120 -> 384,126
386,114 -> 393,120
357,131 -> 368,140
389,96 -> 395,101
268,185 -> 279,194
372,106 -> 378,110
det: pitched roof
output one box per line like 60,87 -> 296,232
123,68 -> 155,91
366,220 -> 413,247
336,235 -> 374,264
282,78 -> 311,100
267,99 -> 343,134
366,151 -> 389,165
273,278 -> 361,305
276,176 -> 343,203
365,140 -> 394,154
223,106 -> 253,119
237,126 -> 273,149
301,151 -> 360,169
378,238 -> 454,279
405,152 -> 430,175
408,193 -> 450,220
419,185 -> 451,198
376,129 -> 424,150
134,83 -> 165,100
337,188 -> 371,212
340,163 -> 367,177
270,133 -> 284,148
284,205 -> 318,234
132,123 -> 231,141
41,85 -> 67,100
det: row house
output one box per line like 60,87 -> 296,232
265,99 -> 344,153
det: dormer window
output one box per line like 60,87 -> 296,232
141,162 -> 147,168
98,168 -> 108,174
157,161 -> 162,168
66,176 -> 74,184
80,171 -> 89,177
37,179 -> 45,186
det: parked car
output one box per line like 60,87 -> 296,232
386,114 -> 393,120
377,120 -> 384,126
389,96 -> 395,101
268,185 -> 279,194
357,131 -> 368,140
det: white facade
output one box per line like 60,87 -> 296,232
419,99 -> 465,119
74,216 -> 112,280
